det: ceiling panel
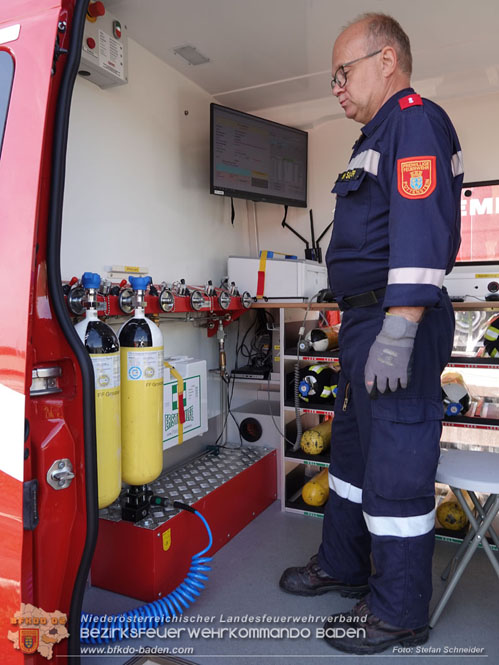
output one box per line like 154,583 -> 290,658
104,0 -> 499,127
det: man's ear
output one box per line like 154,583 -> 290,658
380,45 -> 397,77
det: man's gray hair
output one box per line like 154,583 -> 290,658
346,13 -> 412,77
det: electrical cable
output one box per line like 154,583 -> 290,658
80,506 -> 213,644
266,374 -> 299,447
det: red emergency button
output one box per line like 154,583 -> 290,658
86,37 -> 96,49
87,1 -> 105,19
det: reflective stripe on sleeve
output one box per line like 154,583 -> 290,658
329,473 -> 363,504
451,151 -> 464,177
363,508 -> 435,538
347,149 -> 380,176
388,267 -> 445,288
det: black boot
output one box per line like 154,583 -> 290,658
279,554 -> 369,598
322,598 -> 429,654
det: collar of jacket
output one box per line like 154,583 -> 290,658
361,87 -> 416,138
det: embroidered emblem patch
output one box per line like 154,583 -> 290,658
397,156 -> 436,199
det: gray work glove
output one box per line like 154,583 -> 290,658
364,314 -> 419,396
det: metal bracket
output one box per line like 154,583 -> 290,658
47,458 -> 75,490
30,367 -> 62,397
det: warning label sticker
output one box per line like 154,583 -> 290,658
91,352 -> 120,390
98,29 -> 125,80
126,347 -> 163,381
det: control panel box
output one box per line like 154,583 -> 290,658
79,4 -> 128,89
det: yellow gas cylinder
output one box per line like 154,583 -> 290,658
300,420 -> 332,455
302,468 -> 330,506
119,276 -> 164,486
75,272 -> 121,508
437,489 -> 473,531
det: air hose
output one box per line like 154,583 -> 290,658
80,503 -> 213,644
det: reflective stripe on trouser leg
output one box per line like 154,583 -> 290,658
318,371 -> 371,584
362,491 -> 437,629
318,488 -> 371,585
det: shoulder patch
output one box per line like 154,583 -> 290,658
398,94 -> 423,110
397,156 -> 436,199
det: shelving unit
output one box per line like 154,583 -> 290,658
251,301 -> 499,525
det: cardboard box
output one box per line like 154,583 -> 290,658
163,356 -> 207,449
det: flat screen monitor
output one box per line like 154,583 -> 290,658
458,179 -> 499,264
210,103 -> 308,208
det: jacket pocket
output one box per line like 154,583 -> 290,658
330,169 -> 370,251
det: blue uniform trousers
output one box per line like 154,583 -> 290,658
318,291 -> 455,628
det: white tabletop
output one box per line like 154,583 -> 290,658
436,449 -> 499,493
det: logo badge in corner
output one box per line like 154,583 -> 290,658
9,604 -> 68,659
19,628 -> 39,654
397,155 -> 436,199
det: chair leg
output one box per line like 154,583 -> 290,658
469,492 -> 499,551
430,492 -> 499,628
455,491 -> 499,578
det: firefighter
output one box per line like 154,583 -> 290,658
279,13 -> 463,654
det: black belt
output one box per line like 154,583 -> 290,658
340,288 -> 386,310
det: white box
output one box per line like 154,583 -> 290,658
443,264 -> 499,300
163,357 -> 208,449
228,256 -> 328,301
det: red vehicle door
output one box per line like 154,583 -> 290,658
0,2 -> 96,663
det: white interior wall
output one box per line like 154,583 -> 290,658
62,38 -> 255,419
257,90 -> 499,261
62,32 -> 499,414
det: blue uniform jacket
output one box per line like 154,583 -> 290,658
326,88 -> 463,308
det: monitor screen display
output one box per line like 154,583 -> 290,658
458,180 -> 499,263
210,103 -> 308,208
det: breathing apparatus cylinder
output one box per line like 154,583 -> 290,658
119,276 -> 164,486
298,364 -> 338,404
75,272 -> 121,509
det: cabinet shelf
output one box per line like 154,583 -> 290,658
285,498 -> 325,518
284,448 -> 329,467
443,416 -> 499,430
284,347 -> 339,363
447,356 -> 499,369
284,404 -> 335,416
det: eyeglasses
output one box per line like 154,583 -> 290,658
331,49 -> 383,90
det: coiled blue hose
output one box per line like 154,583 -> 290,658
80,509 -> 213,644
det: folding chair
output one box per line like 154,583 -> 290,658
430,449 -> 499,627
